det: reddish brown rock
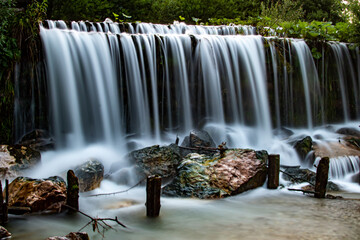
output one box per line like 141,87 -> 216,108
46,232 -> 89,240
7,176 -> 66,213
163,149 -> 268,198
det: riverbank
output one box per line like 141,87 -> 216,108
5,186 -> 360,240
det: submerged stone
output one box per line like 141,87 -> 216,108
293,136 -> 314,166
336,127 -> 360,138
163,149 -> 268,199
74,159 -> 104,192
282,166 -> 339,191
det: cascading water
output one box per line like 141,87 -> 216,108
329,42 -> 360,121
8,19 -> 360,239
31,20 -> 360,184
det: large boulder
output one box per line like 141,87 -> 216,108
163,149 -> 268,199
18,129 -> 55,152
46,232 -> 89,240
0,145 -> 41,179
8,176 -> 66,213
74,159 -> 104,192
128,144 -> 182,179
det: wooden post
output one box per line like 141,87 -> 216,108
1,180 -> 9,224
267,154 -> 280,189
358,158 -> 360,185
315,157 -> 329,198
0,181 -> 3,224
66,170 -> 79,213
146,175 -> 161,217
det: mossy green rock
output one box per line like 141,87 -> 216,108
163,149 -> 268,199
129,144 -> 182,179
294,136 -> 314,164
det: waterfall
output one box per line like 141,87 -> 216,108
40,27 -> 122,148
329,42 -> 359,121
291,40 -> 322,130
31,20 -> 360,181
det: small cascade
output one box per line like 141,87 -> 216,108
44,20 -> 256,35
291,40 -> 323,129
315,156 -> 360,179
268,40 -> 281,129
329,42 -> 359,120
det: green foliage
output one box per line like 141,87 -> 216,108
112,12 -> 132,23
48,0 -> 114,21
0,0 -> 20,70
260,0 -> 304,23
346,0 -> 360,43
301,0 -> 345,23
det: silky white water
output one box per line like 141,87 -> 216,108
10,20 -> 360,238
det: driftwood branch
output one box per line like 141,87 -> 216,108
178,146 -> 219,152
88,178 -> 146,197
287,188 -> 318,194
279,169 -> 316,187
63,204 -> 127,237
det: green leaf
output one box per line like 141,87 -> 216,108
122,12 -> 132,19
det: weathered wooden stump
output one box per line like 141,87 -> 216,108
66,170 -> 79,213
315,157 -> 329,198
267,154 -> 280,189
146,175 -> 161,217
0,180 -> 9,224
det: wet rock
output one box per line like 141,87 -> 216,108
46,232 -> 89,240
351,172 -> 359,183
313,141 -> 360,159
8,176 -> 66,213
128,144 -> 182,179
163,149 -> 268,199
0,226 -> 11,239
0,145 -> 41,179
273,127 -> 294,138
336,127 -> 360,138
282,166 -> 339,191
74,159 -> 104,192
18,129 -> 55,151
180,130 -> 216,157
293,136 -> 315,166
